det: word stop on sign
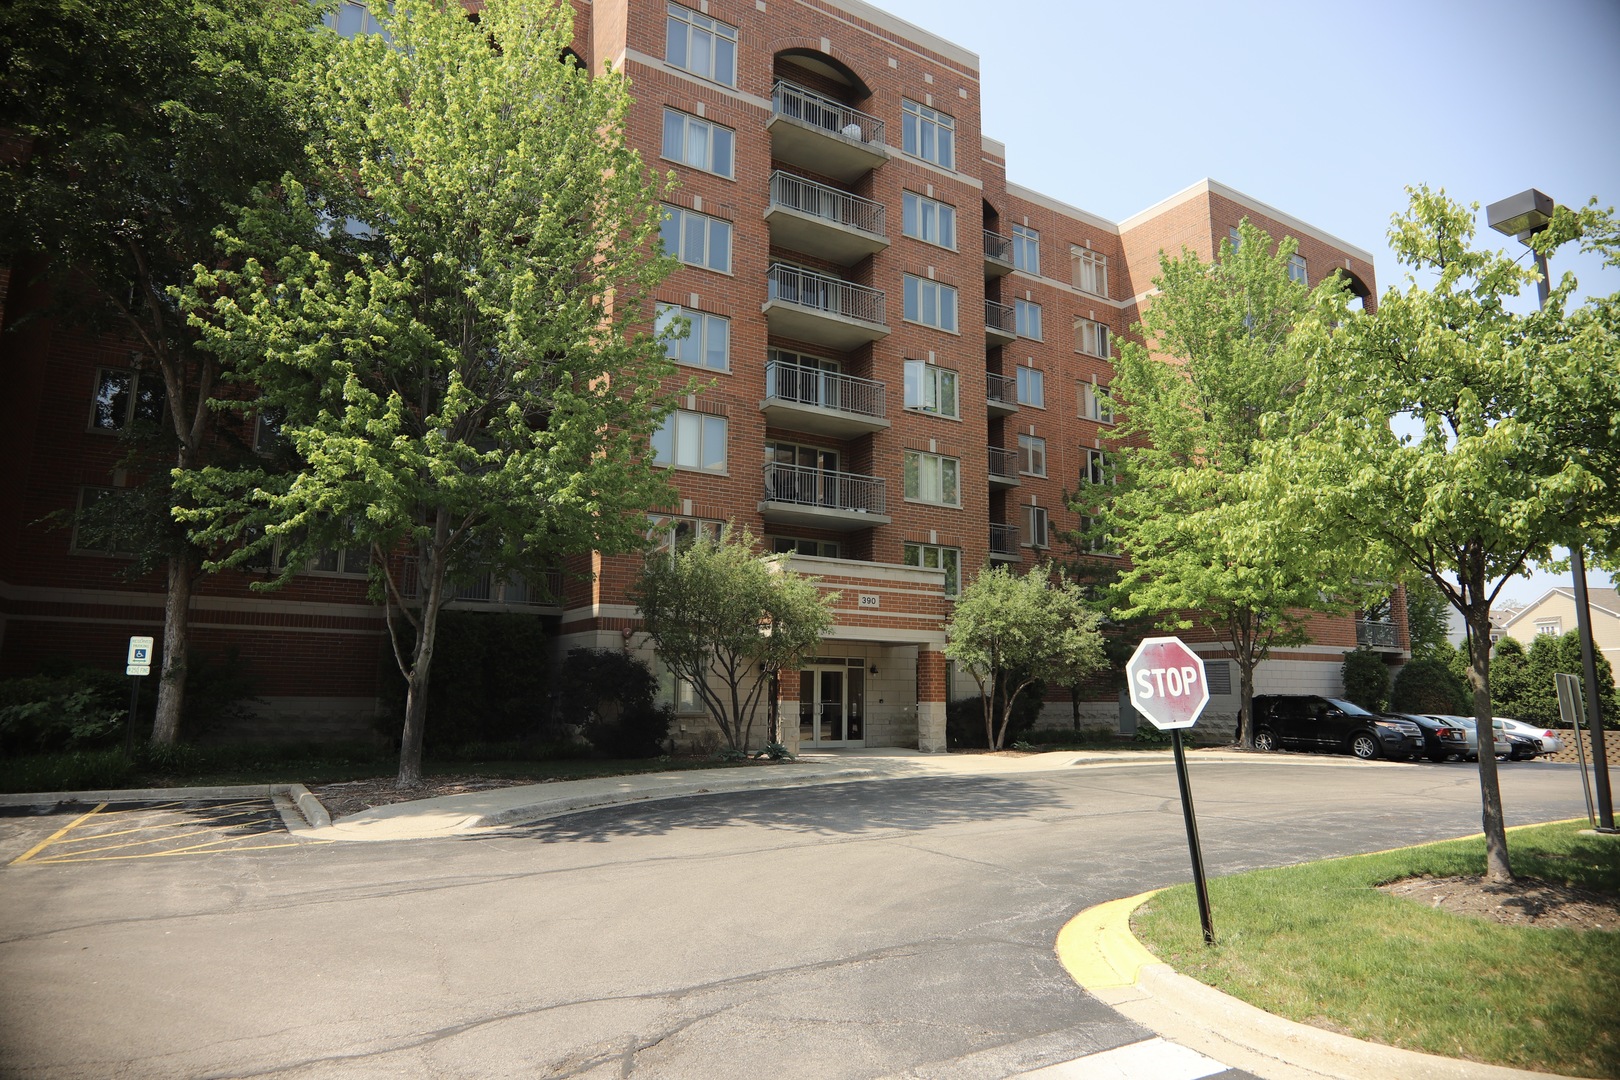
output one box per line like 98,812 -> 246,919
1134,664 -> 1201,699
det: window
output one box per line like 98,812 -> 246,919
328,1 -> 390,39
660,205 -> 732,273
902,191 -> 956,249
1227,226 -> 1242,252
903,543 -> 961,596
1017,434 -> 1046,477
1075,317 -> 1110,359
253,408 -> 287,455
767,348 -> 841,408
772,536 -> 840,558
665,2 -> 737,87
661,109 -> 735,178
1288,253 -> 1308,285
656,304 -> 730,371
1081,447 -> 1113,485
1021,505 -> 1049,549
901,99 -> 955,170
903,360 -> 958,418
1535,619 -> 1562,636
1012,225 -> 1039,274
661,669 -> 704,713
1078,515 -> 1115,555
652,409 -> 727,472
1080,383 -> 1114,424
1072,247 -> 1109,298
648,514 -> 724,552
303,542 -> 369,577
903,450 -> 960,506
1014,299 -> 1042,340
90,368 -> 165,431
1015,366 -> 1044,408
903,274 -> 958,332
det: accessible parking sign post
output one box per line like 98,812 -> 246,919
1127,636 -> 1215,944
125,636 -> 154,752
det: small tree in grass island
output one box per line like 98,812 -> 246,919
632,527 -> 837,753
945,564 -> 1107,750
176,0 -> 680,787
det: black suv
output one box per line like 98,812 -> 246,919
1251,695 -> 1424,760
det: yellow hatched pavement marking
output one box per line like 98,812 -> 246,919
10,803 -> 110,865
32,837 -> 311,863
57,805 -> 271,848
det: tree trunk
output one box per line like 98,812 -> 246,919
1466,601 -> 1513,883
148,552 -> 196,745
396,536 -> 448,789
1236,654 -> 1257,749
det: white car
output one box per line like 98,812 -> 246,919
1494,717 -> 1563,756
1427,715 -> 1511,760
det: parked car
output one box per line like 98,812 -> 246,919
1428,715 -> 1511,760
1385,712 -> 1470,762
1504,731 -> 1540,761
1252,695 -> 1424,760
1495,717 -> 1563,755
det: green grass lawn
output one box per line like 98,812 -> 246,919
1132,821 -> 1620,1077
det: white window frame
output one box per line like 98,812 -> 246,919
1012,224 -> 1040,274
903,542 -> 961,597
89,367 -> 165,432
901,99 -> 955,170
1072,247 -> 1109,298
1017,433 -> 1046,477
656,304 -> 730,371
903,359 -> 958,418
648,513 -> 725,553
1080,383 -> 1114,424
1534,619 -> 1562,636
661,108 -> 735,179
652,409 -> 728,473
1021,505 -> 1050,549
1016,366 -> 1045,408
661,204 -> 732,273
664,2 -> 737,87
1288,252 -> 1308,285
903,450 -> 960,507
1075,317 -> 1111,359
1081,447 -> 1113,486
1014,298 -> 1042,341
903,274 -> 959,332
329,1 -> 390,39
901,190 -> 957,250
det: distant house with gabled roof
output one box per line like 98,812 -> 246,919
1500,587 -> 1620,688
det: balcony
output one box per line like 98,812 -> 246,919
403,561 -> 562,609
1356,618 -> 1401,651
983,229 -> 1014,278
767,81 -> 889,183
759,462 -> 891,531
986,371 -> 1018,417
985,298 -> 1016,346
766,172 -> 888,266
987,446 -> 1020,489
761,360 -> 889,439
763,263 -> 889,350
989,523 -> 1021,562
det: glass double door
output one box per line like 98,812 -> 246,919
799,663 -> 865,747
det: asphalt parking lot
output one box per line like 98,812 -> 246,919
2,797 -> 305,866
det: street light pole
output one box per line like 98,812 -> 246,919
1485,188 -> 1614,832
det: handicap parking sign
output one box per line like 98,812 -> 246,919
127,636 -> 155,675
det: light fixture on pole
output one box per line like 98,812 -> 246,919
1486,188 -> 1614,832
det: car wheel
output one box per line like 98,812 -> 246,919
1428,750 -> 1448,763
1253,728 -> 1277,752
1350,732 -> 1380,760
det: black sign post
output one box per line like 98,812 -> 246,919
1171,728 -> 1215,943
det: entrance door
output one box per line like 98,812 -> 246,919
799,663 -> 865,747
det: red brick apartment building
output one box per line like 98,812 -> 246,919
0,0 -> 1399,749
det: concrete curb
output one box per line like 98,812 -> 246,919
0,784 -> 284,806
1058,892 -> 1589,1080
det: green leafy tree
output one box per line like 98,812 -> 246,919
1505,632 -> 1619,729
0,0 -> 326,743
1390,658 -> 1470,714
1278,186 -> 1620,880
1404,577 -> 1455,660
1096,220 -> 1367,748
632,527 -> 837,752
1341,647 -> 1391,711
176,0 -> 679,787
945,564 -> 1106,750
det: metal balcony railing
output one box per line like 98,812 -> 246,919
765,360 -> 886,418
989,523 -> 1020,557
1356,618 -> 1399,648
985,298 -> 1016,335
986,371 -> 1017,408
767,263 -> 885,325
987,446 -> 1019,480
763,462 -> 886,515
984,229 -> 1013,266
771,80 -> 885,146
769,171 -> 885,238
402,560 -> 560,606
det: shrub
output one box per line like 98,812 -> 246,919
1391,658 -> 1469,714
0,749 -> 137,794
556,649 -> 671,759
0,669 -> 132,754
946,677 -> 1048,749
1341,647 -> 1392,711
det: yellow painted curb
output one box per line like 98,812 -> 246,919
1054,888 -> 1164,990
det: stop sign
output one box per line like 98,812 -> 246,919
1126,636 -> 1209,730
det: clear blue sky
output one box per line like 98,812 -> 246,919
868,0 -> 1619,603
